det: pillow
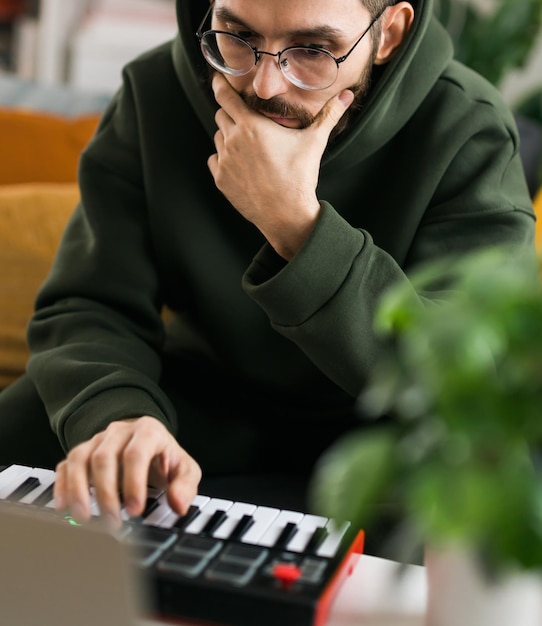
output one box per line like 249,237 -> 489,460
535,187 -> 542,252
0,183 -> 79,389
0,108 -> 100,185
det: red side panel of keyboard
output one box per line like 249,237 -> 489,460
314,529 -> 365,626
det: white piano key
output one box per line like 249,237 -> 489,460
316,520 -> 351,558
0,465 -> 33,499
286,514 -> 328,553
157,494 -> 210,529
88,486 -> 164,520
19,469 -> 56,504
257,509 -> 304,547
89,490 -> 102,517
88,488 -> 107,517
212,501 -> 257,539
184,498 -> 234,534
142,492 -> 177,526
240,506 -> 280,545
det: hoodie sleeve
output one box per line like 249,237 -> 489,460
26,74 -> 177,452
243,203 -> 414,396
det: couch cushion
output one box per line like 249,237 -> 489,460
0,183 -> 79,389
0,109 -> 100,185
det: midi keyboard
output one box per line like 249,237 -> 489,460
0,464 -> 364,626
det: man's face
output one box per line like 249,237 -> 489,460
209,0 -> 381,131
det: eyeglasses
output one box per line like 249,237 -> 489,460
196,3 -> 386,91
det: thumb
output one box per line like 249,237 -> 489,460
314,89 -> 355,135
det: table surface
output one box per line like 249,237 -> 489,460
139,554 -> 427,626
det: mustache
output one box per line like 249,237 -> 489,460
241,92 -> 316,128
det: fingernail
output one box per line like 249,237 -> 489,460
124,497 -> 140,517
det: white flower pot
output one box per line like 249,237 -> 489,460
425,547 -> 542,626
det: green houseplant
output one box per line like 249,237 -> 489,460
435,0 -> 542,89
436,0 -> 542,188
310,247 -> 542,625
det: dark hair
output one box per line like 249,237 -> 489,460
363,0 -> 415,18
363,0 -> 394,17
362,0 -> 415,45
361,0 -> 393,45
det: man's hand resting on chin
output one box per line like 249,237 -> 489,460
208,73 -> 354,260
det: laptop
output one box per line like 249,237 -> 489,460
0,501 -> 148,626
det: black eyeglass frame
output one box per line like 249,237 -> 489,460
196,2 -> 388,91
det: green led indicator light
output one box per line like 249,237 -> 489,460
64,514 -> 82,527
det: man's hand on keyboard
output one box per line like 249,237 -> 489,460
53,416 -> 202,528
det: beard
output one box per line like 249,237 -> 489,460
239,51 -> 376,142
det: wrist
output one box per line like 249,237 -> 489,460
265,200 -> 321,261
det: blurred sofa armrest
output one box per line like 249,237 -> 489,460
0,75 -> 110,389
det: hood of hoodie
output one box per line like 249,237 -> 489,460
172,0 -> 453,169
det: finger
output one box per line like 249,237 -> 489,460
215,107 -> 234,131
212,73 -> 250,121
89,422 -> 133,526
53,460 -> 68,511
213,128 -> 224,153
64,440 -> 99,522
208,153 -> 218,179
121,417 -> 169,517
313,89 -> 354,136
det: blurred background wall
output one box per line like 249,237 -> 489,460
0,0 -> 177,94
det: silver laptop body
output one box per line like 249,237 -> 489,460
0,501 -> 147,626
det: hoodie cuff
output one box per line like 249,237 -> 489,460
58,386 -> 174,451
242,201 -> 366,327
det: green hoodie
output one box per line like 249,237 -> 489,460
27,0 -> 534,455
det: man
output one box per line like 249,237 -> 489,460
0,0 -> 535,532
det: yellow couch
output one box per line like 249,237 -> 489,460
0,105 -> 101,389
0,108 -> 100,185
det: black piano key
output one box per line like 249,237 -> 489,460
201,509 -> 227,536
274,522 -> 299,550
0,465 -> 8,473
7,476 -> 41,502
229,514 -> 255,541
31,484 -> 55,507
173,504 -> 201,530
305,526 -> 329,554
141,497 -> 160,519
